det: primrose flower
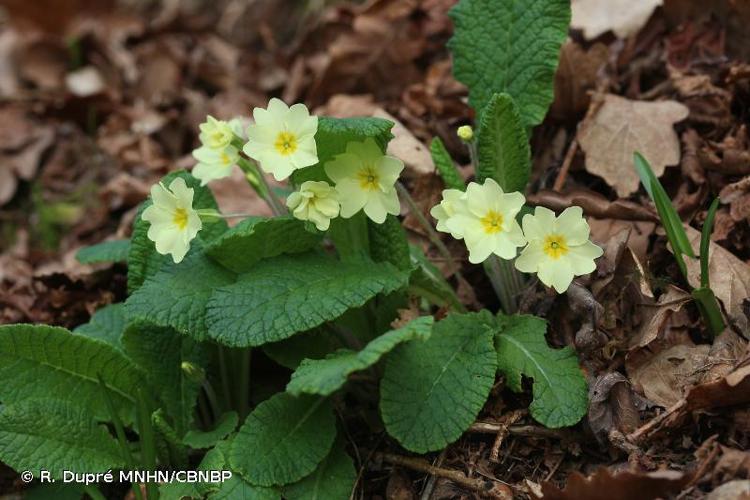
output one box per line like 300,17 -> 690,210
324,138 -> 403,224
243,98 -> 318,181
141,178 -> 202,264
192,145 -> 240,186
199,116 -> 236,150
438,179 -> 526,264
429,188 -> 466,239
514,206 -> 603,293
286,180 -> 340,231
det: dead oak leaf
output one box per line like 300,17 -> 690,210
571,0 -> 662,40
629,344 -> 711,407
578,95 -> 689,197
538,467 -> 690,500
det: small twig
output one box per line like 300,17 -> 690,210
420,449 -> 447,500
489,410 -> 525,462
374,452 -> 512,499
469,422 -> 576,441
626,399 -> 686,443
552,137 -> 578,192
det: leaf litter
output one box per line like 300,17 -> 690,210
0,0 -> 749,498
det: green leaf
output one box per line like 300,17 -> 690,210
380,311 -> 497,453
633,152 -> 695,259
206,216 -> 323,274
430,137 -> 465,190
76,239 -> 130,264
122,324 -> 208,436
448,0 -> 570,127
229,393 -> 336,487
183,412 -> 239,449
495,314 -> 588,428
73,303 -> 126,351
368,215 -> 412,272
408,245 -> 464,311
283,439 -> 356,500
700,197 -> 720,289
288,316 -> 433,396
263,329 -> 344,370
0,324 -> 147,422
152,408 -> 189,468
125,249 -> 236,341
0,399 -> 124,478
291,117 -> 394,185
476,93 -> 531,192
128,170 -> 227,292
206,253 -> 409,347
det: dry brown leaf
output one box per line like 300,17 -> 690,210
578,95 -> 689,197
630,344 -> 710,407
527,189 -> 658,221
588,372 -> 640,445
550,40 -> 608,119
707,480 -> 750,500
571,0 -> 662,39
538,467 -> 690,500
719,175 -> 750,222
684,359 -> 750,412
628,286 -> 691,350
685,226 -> 750,334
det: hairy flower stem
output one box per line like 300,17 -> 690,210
236,157 -> 286,216
396,181 -> 466,284
484,255 -> 522,314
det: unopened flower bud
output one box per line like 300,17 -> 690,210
457,125 -> 474,142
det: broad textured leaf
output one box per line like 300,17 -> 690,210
380,312 -> 497,453
448,0 -> 570,127
495,314 -> 588,428
368,215 -> 412,272
73,303 -> 126,351
128,170 -> 227,292
263,329 -> 344,370
122,324 -> 208,436
125,250 -> 236,341
0,399 -> 124,478
291,117 -> 394,185
206,253 -> 409,347
183,411 -> 238,449
76,239 -> 130,264
152,409 -> 188,468
430,137 -> 464,190
288,316 -> 433,396
230,393 -> 336,487
206,216 -> 322,273
284,439 -> 356,500
476,93 -> 530,192
0,324 -> 146,422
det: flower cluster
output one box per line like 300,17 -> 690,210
145,99 -> 404,262
431,180 -> 602,293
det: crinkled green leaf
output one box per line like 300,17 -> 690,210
152,409 -> 189,468
380,311 -> 497,453
448,0 -> 570,127
128,170 -> 227,292
0,399 -> 124,478
0,324 -> 147,423
368,215 -> 412,272
495,314 -> 588,428
206,253 -> 409,347
430,137 -> 464,190
476,93 -> 530,192
206,216 -> 323,274
73,303 -> 126,351
263,329 -> 344,370
291,117 -> 394,185
183,412 -> 238,449
122,324 -> 208,436
288,316 -> 433,396
230,393 -> 336,487
76,239 -> 130,264
125,249 -> 236,341
283,439 -> 356,500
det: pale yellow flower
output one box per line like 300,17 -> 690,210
192,146 -> 239,186
514,206 -> 603,293
443,179 -> 526,264
243,98 -> 318,181
199,116 -> 235,150
286,181 -> 340,231
430,189 -> 466,239
324,139 -> 403,224
141,178 -> 202,263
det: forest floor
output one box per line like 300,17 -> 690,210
0,0 -> 749,498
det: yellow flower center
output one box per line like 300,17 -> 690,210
480,210 -> 504,234
210,131 -> 226,146
173,208 -> 189,230
220,152 -> 231,165
357,165 -> 380,191
543,234 -> 568,259
274,131 -> 298,156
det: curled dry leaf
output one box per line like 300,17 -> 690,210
684,226 -> 750,334
684,358 -> 750,412
571,0 -> 662,40
550,40 -> 608,120
588,372 -> 640,445
577,94 -> 689,197
527,189 -> 658,222
628,286 -> 691,350
719,175 -> 750,222
537,467 -> 690,500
